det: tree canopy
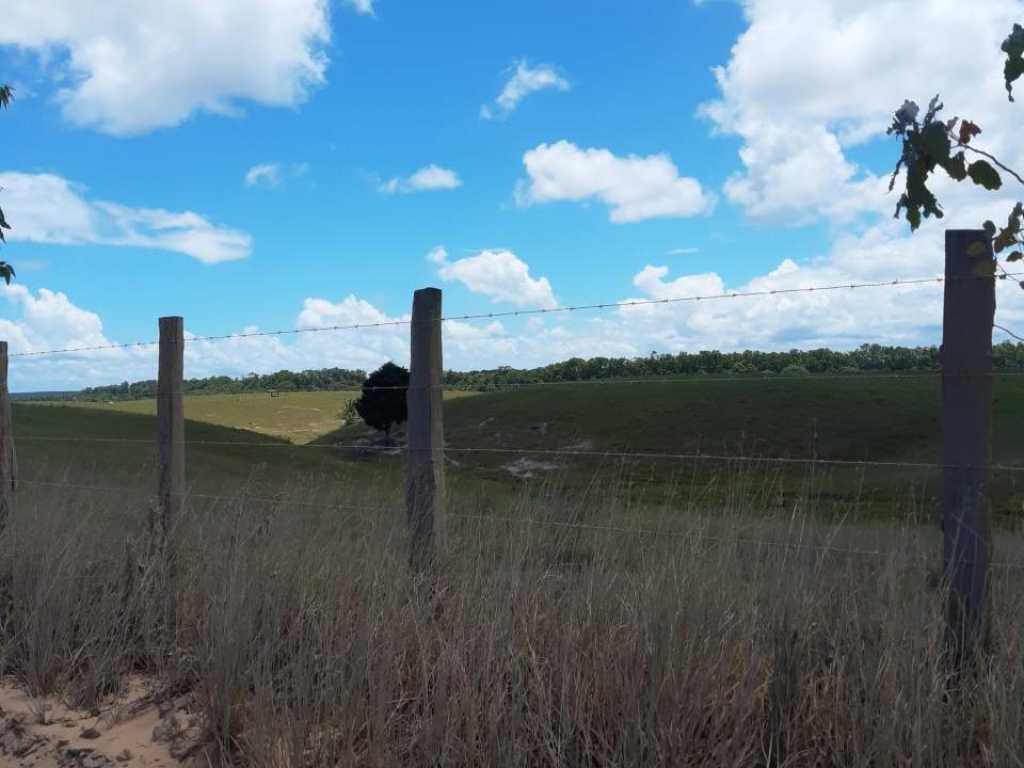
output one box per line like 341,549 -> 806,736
354,362 -> 409,437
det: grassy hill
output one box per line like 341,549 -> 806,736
14,374 -> 1024,523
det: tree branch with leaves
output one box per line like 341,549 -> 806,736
0,84 -> 14,285
888,24 -> 1024,282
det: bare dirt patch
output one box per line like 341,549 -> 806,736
0,679 -> 202,767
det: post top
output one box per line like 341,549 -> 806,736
413,287 -> 442,295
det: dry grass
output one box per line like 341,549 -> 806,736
1,469 -> 1023,767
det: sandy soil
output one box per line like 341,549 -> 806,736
0,678 -> 202,768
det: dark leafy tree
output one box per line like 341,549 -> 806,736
887,25 -> 1024,281
0,83 -> 15,285
354,362 -> 409,437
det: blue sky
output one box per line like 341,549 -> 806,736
1,0 -> 1023,390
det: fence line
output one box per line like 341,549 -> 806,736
12,271 -> 1009,360
2,232 -> 1018,670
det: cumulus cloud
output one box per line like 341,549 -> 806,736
431,248 -> 558,309
480,59 -> 570,120
0,0 -> 332,135
11,201 -> 1024,392
0,172 -> 251,264
700,0 -> 1024,222
517,141 -> 715,223
244,162 -> 309,188
379,165 -> 462,194
0,283 -> 515,392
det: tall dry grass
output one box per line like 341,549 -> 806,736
1,465 -> 1023,766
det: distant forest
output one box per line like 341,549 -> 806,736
27,341 -> 1024,401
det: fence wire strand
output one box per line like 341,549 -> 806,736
11,271 -> 1008,360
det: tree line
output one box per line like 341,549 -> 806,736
444,342 -> 1024,389
73,367 -> 368,401
41,341 -> 1024,402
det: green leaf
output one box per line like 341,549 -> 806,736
1008,251 -> 1024,262
967,241 -> 989,258
0,264 -> 14,285
994,202 -> 1024,253
0,206 -> 9,229
1003,24 -> 1024,100
921,122 -> 950,163
968,159 -> 1003,190
942,151 -> 967,181
985,220 -> 998,238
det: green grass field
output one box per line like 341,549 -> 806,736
15,374 -> 1024,522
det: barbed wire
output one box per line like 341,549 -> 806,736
9,272 -> 1002,360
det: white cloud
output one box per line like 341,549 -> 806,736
480,59 -> 570,120
700,0 -> 1024,223
0,172 -> 251,264
431,248 -> 558,309
0,0 -> 332,135
245,162 -> 309,188
517,141 -> 715,223
345,0 -> 376,15
0,283 -> 515,392
10,202 -> 1024,392
666,247 -> 700,255
425,245 -> 448,264
379,165 -> 462,194
245,164 -> 281,188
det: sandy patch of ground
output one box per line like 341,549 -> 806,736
0,678 -> 202,767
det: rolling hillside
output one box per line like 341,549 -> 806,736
15,374 -> 1024,521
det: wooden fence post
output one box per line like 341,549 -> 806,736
157,317 -> 185,592
941,230 -> 995,668
406,288 -> 446,569
0,342 -> 14,530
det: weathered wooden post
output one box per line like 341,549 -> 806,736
157,316 -> 184,633
406,288 -> 447,569
0,342 -> 15,531
941,230 -> 995,668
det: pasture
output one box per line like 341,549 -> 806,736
19,373 -> 1024,522
4,374 -> 1024,765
